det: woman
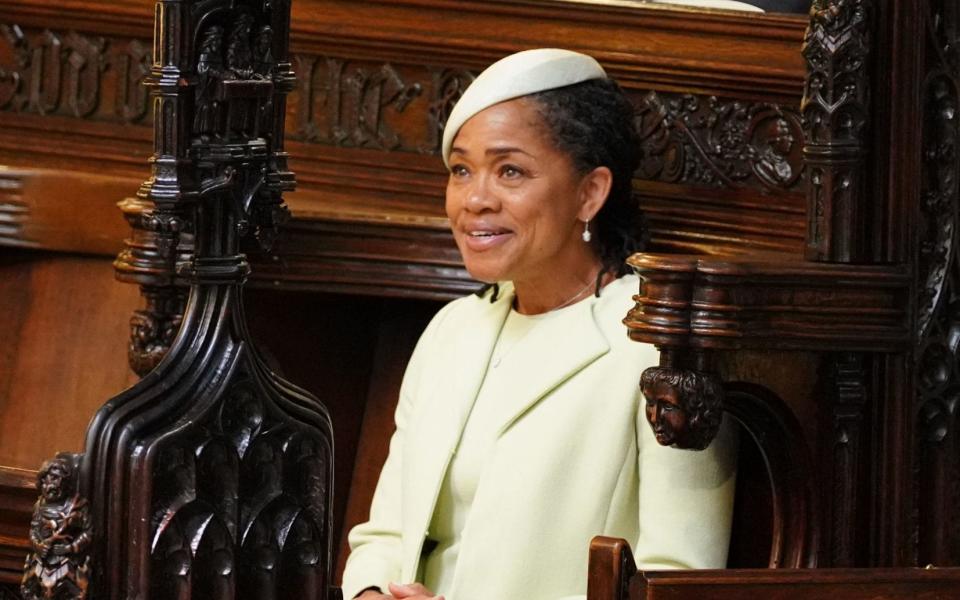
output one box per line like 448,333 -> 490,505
341,48 -> 737,600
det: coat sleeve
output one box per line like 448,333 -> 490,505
553,396 -> 738,600
340,301 -> 456,600
632,402 -> 739,570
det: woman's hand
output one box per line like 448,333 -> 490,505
388,582 -> 444,600
356,583 -> 444,600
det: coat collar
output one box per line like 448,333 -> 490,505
440,282 -> 611,440
488,291 -> 610,436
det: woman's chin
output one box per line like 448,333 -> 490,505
462,262 -> 510,285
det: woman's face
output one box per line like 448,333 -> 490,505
445,97 -> 592,286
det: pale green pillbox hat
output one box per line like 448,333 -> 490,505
440,48 -> 607,168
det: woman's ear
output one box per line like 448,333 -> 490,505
577,166 -> 613,222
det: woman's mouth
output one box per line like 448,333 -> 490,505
463,229 -> 512,251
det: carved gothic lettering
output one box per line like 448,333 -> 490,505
421,68 -> 474,154
0,24 -> 29,110
322,57 -> 346,144
312,58 -> 422,150
63,32 -> 106,118
28,30 -> 62,116
293,54 -> 320,141
116,39 -> 151,123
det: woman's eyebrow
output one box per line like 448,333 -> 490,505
486,146 -> 534,158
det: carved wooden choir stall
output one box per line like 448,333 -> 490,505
0,0 -> 960,598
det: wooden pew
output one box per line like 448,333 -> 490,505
589,537 -> 960,600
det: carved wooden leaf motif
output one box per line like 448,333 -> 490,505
636,90 -> 804,191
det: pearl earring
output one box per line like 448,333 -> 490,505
582,220 -> 592,243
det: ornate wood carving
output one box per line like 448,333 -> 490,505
20,454 -> 90,600
639,352 -> 724,450
23,0 -> 337,598
0,25 -> 149,124
0,28 -> 807,195
115,196 -> 193,376
637,91 -> 804,192
801,0 -> 872,262
917,0 -> 960,568
292,57 -> 422,150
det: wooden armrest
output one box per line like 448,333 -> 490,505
632,567 -> 960,599
587,536 -> 638,600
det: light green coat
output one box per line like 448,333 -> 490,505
341,276 -> 737,600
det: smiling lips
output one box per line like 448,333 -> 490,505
463,227 -> 513,251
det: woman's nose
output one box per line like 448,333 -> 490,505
464,175 -> 496,212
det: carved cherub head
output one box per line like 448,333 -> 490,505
36,453 -> 77,503
640,366 -> 723,450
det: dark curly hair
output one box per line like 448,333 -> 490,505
475,78 -> 644,302
532,78 -> 644,283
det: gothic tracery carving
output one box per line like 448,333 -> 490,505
801,0 -> 871,261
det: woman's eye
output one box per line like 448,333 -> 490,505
450,164 -> 469,177
499,165 -> 524,178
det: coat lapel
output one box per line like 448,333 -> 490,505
491,298 -> 610,437
401,285 -> 513,580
